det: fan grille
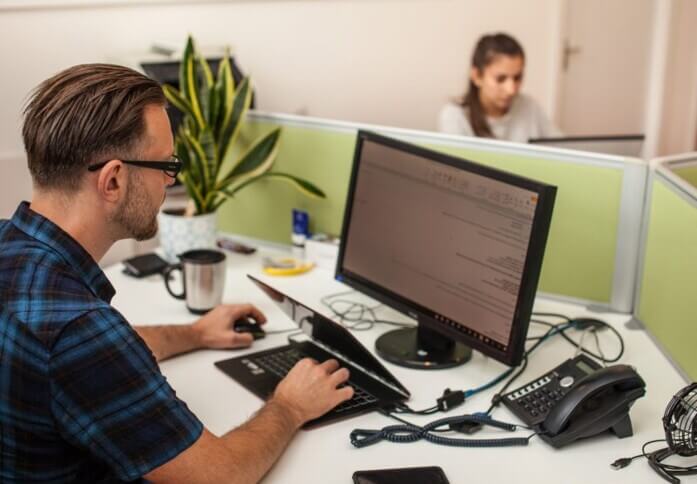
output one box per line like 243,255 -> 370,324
664,383 -> 697,456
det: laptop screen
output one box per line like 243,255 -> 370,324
247,275 -> 409,396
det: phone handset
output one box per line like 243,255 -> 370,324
542,364 -> 645,435
500,355 -> 646,448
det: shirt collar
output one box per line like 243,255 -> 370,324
10,201 -> 116,303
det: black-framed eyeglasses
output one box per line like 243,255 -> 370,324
87,157 -> 182,178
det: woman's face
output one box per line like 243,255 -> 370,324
471,54 -> 524,117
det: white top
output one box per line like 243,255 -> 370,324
438,94 -> 562,143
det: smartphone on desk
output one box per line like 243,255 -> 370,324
353,466 -> 449,484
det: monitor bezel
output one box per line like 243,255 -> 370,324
335,130 -> 557,366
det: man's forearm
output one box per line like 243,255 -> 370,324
219,398 -> 302,483
134,324 -> 201,362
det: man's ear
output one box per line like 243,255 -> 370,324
470,66 -> 483,88
95,160 -> 126,204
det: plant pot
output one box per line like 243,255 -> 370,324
158,209 -> 218,262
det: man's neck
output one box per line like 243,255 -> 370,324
30,191 -> 114,263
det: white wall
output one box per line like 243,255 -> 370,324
656,0 -> 697,155
0,0 -> 561,217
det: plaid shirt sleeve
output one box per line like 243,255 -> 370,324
49,307 -> 203,482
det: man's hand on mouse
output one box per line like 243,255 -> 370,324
192,304 -> 266,350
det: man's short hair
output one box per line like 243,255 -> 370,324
22,63 -> 166,191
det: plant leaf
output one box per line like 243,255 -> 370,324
174,135 -> 191,171
197,56 -> 214,125
220,171 -> 326,200
216,128 -> 280,189
183,39 -> 205,131
163,84 -> 195,119
213,54 -> 234,140
199,126 -> 217,187
219,53 -> 235,108
217,77 -> 251,164
198,55 -> 214,88
177,172 -> 202,214
177,129 -> 199,185
187,175 -> 207,213
264,173 -> 326,198
208,79 -> 221,138
179,36 -> 194,100
182,130 -> 209,194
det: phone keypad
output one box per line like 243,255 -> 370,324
516,385 -> 567,418
500,354 -> 601,427
504,376 -> 567,423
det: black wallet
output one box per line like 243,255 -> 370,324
122,253 -> 169,278
353,466 -> 449,484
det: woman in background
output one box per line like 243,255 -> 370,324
438,33 -> 561,142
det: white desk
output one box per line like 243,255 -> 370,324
106,247 -> 688,484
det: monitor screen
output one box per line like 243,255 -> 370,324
336,131 -> 556,367
528,135 -> 644,158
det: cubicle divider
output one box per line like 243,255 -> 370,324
218,112 -> 647,312
664,154 -> 697,189
635,154 -> 697,380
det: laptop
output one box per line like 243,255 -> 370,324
215,275 -> 411,428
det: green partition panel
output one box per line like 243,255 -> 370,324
668,158 -> 697,189
218,113 -> 641,306
417,143 -> 621,304
636,170 -> 697,379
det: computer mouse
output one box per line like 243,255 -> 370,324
233,317 -> 266,339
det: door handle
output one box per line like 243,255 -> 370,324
563,39 -> 582,71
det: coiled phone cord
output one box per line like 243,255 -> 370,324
350,413 -> 533,448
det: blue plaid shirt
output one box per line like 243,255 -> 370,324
0,202 -> 203,483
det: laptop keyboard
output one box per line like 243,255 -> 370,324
253,348 -> 378,413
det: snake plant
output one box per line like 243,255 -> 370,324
162,36 -> 325,215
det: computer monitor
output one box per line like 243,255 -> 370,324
528,135 -> 644,158
335,131 -> 557,369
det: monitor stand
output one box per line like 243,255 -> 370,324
375,325 -> 472,369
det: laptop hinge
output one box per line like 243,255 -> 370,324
288,333 -> 409,398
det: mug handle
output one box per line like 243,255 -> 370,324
163,263 -> 186,300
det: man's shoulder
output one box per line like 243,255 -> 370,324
0,223 -> 115,347
0,224 -> 82,294
0,217 -> 60,259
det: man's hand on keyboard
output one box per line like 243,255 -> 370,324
272,358 -> 354,427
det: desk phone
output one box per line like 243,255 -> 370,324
501,354 -> 646,448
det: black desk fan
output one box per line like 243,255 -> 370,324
649,382 -> 697,483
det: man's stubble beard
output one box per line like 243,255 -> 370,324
112,169 -> 159,241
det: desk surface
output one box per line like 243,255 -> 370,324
106,247 -> 688,484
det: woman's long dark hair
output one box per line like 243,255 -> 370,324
460,33 -> 525,138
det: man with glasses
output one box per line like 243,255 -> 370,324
0,64 -> 353,482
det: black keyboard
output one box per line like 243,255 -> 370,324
253,348 -> 378,413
